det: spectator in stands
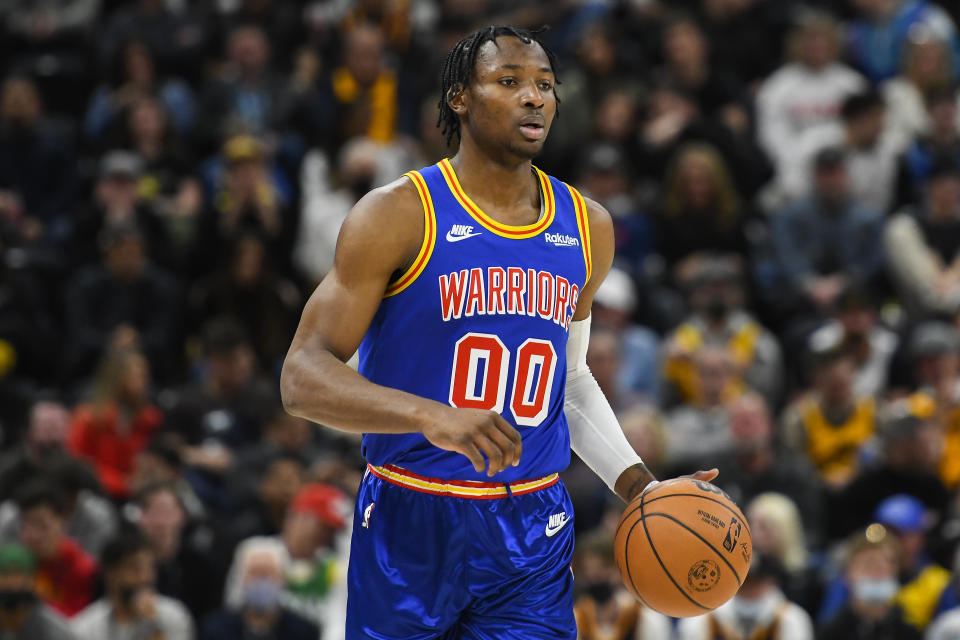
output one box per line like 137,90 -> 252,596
280,483 -> 351,637
203,536 -> 317,640
756,11 -> 866,178
664,345 -> 739,473
131,483 -> 225,621
847,0 -> 960,84
165,317 -> 277,454
193,134 -> 292,278
85,39 -> 196,143
98,0 -> 206,83
188,232 -> 300,371
15,481 -> 96,618
807,285 -> 898,399
677,553 -> 814,640
655,143 -> 750,269
0,460 -> 117,559
660,15 -> 747,135
585,325 -> 646,416
228,452 -> 304,545
295,136 -> 396,283
588,266 -> 661,399
72,532 -> 193,640
820,527 -> 920,639
197,25 -> 300,149
121,97 -> 202,257
69,150 -> 174,271
0,542 -> 74,640
894,88 -> 960,209
68,346 -> 163,500
0,75 -> 76,238
661,255 -> 782,407
781,90 -> 904,214
833,398 -> 949,537
129,440 -> 206,521
572,533 -> 672,640
0,397 -> 69,501
714,396 -> 824,549
770,146 -> 884,316
781,331 -> 877,489
883,32 -> 959,143
228,408 -> 322,505
886,160 -> 960,318
313,23 -> 398,149
64,220 -> 180,383
747,494 -> 822,612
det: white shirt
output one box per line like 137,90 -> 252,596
676,590 -> 814,640
71,596 -> 193,640
757,62 -> 866,171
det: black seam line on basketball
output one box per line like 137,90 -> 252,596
626,488 -> 655,610
642,493 -> 747,524
623,481 -> 655,609
641,512 -> 743,586
628,488 -> 711,612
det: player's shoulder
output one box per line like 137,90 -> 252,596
578,194 -> 613,233
335,173 -> 426,267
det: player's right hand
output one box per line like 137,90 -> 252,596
421,408 -> 522,476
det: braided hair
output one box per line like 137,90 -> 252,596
437,25 -> 561,147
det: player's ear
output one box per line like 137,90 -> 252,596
447,83 -> 467,116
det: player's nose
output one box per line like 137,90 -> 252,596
520,81 -> 545,109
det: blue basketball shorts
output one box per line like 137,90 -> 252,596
345,464 -> 577,639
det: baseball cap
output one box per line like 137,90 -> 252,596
0,543 -> 34,574
909,322 -> 960,359
290,484 -> 350,530
99,150 -> 143,180
878,395 -> 936,443
874,494 -> 928,533
593,267 -> 637,314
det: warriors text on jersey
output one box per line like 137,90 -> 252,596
357,158 -> 592,482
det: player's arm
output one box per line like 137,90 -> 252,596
565,198 -> 716,502
280,178 -> 522,476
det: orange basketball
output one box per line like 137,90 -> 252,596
614,477 -> 753,618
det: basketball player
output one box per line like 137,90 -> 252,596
281,25 -> 717,638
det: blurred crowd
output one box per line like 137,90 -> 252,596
4,0 -> 960,638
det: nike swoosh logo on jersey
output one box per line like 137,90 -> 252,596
445,231 -> 483,242
545,513 -> 572,537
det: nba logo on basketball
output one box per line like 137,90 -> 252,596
723,516 -> 742,553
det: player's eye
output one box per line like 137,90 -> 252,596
538,81 -> 553,91
498,77 -> 518,86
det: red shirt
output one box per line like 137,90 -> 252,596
35,537 -> 97,617
68,403 -> 163,498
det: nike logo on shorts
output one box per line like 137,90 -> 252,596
545,511 -> 571,537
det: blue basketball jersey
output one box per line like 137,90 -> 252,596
358,158 -> 592,483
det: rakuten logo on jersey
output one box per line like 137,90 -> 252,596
545,233 -> 579,247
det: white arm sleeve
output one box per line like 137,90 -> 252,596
564,316 -> 644,492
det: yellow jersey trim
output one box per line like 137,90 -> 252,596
567,184 -> 592,284
385,170 -> 436,297
437,158 -> 556,239
368,464 -> 559,499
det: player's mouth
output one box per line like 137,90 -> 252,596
519,116 -> 545,140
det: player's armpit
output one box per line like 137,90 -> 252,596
570,197 -> 615,322
280,177 -> 427,429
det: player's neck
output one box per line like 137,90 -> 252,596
448,142 -> 540,225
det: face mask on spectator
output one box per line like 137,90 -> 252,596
583,580 -> 614,605
852,577 -> 898,604
242,578 -> 281,613
733,596 -> 765,620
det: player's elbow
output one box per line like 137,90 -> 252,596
279,354 -> 306,417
